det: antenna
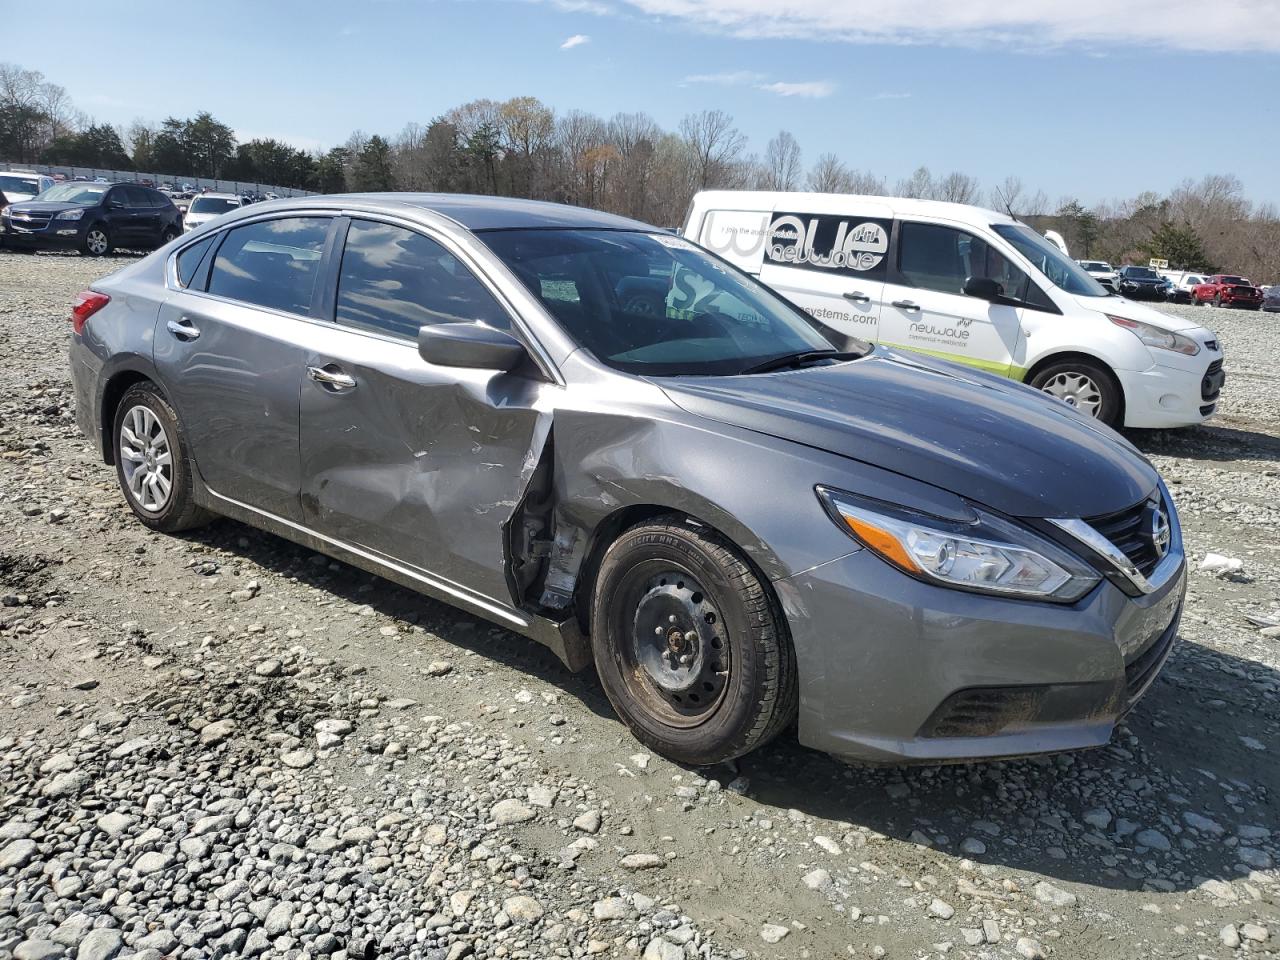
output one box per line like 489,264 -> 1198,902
994,185 -> 1019,222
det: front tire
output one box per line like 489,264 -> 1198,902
1030,358 -> 1123,428
590,518 -> 797,765
81,224 -> 112,257
113,383 -> 212,532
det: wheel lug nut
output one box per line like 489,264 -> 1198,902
668,615 -> 677,624
678,654 -> 692,665
684,631 -> 697,645
654,626 -> 664,636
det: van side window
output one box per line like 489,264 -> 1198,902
898,222 -> 1030,301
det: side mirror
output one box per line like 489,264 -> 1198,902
418,322 -> 526,371
963,276 -> 1004,301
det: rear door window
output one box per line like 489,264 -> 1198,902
207,217 -> 330,315
335,219 -> 511,339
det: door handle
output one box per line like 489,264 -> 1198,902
307,364 -> 357,391
891,300 -> 921,313
843,291 -> 871,304
166,317 -> 200,340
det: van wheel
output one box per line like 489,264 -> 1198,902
113,383 -> 213,532
1030,359 -> 1122,428
590,518 -> 797,766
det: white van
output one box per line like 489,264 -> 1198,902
684,191 -> 1224,429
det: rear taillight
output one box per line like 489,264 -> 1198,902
71,290 -> 110,335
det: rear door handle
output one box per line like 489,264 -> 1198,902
166,317 -> 200,340
307,364 -> 357,391
891,300 -> 921,313
843,291 -> 871,304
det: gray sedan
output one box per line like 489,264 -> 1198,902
68,194 -> 1186,766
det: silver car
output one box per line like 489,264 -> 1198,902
68,194 -> 1186,766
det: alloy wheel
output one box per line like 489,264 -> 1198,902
1040,371 -> 1103,419
118,405 -> 174,512
86,229 -> 109,256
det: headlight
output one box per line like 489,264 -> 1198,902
816,487 -> 1099,602
55,209 -> 84,221
1108,315 -> 1200,356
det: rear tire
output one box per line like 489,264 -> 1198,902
159,226 -> 179,247
113,382 -> 213,533
590,518 -> 797,765
1030,358 -> 1123,428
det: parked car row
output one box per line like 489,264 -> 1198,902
1075,257 -> 1271,310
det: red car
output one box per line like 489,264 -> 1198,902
1192,274 -> 1264,309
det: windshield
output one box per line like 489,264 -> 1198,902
189,196 -> 240,215
35,183 -> 107,204
1221,275 -> 1249,285
0,175 -> 41,195
1080,261 -> 1111,272
1125,267 -> 1158,279
482,229 -> 841,376
993,224 -> 1108,297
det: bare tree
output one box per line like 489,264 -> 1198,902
895,165 -> 934,199
606,111 -> 661,219
761,130 -> 802,191
934,171 -> 981,204
679,109 -> 745,190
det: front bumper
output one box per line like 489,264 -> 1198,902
0,217 -> 86,249
775,548 -> 1186,763
1117,284 -> 1164,300
1116,355 -> 1224,428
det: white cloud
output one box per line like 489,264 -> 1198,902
615,0 -> 1280,52
549,0 -> 612,13
757,80 -> 836,98
560,33 -> 591,48
680,70 -> 767,86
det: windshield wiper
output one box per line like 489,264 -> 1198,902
738,349 -> 859,375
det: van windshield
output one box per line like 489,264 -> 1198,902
993,224 -> 1109,298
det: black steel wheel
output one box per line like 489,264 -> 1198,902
590,517 -> 796,765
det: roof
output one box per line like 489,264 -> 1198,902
327,193 -> 658,232
690,190 -> 1018,229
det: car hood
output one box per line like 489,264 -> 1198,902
1071,294 -> 1204,332
6,201 -> 88,214
656,350 -> 1158,520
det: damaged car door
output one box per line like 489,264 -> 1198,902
298,217 -> 551,612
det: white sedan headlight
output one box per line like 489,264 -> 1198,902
817,487 -> 1100,602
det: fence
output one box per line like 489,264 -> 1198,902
1,160 -> 314,198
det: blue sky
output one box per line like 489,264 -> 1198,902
24,0 -> 1280,207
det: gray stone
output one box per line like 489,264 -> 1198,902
490,799 -> 536,825
572,810 -> 602,833
593,897 -> 631,920
503,895 -> 543,923
759,924 -> 791,944
928,898 -> 955,920
1032,881 -> 1077,908
620,853 -> 664,870
199,718 -> 237,745
643,939 -> 683,960
1135,829 -> 1171,851
76,929 -> 123,960
264,901 -> 295,936
14,941 -> 65,960
133,851 -> 173,875
0,838 -> 38,869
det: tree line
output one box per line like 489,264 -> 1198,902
3,62 -> 1277,281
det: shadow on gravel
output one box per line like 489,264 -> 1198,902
183,517 -> 1276,895
1129,422 -> 1280,464
736,636 -> 1278,894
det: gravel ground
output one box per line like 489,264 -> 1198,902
0,249 -> 1276,960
